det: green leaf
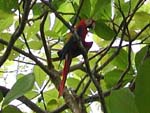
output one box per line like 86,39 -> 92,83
28,40 -> 42,50
45,30 -> 60,38
0,91 -> 3,102
0,44 -> 4,51
132,12 -> 150,29
2,105 -> 22,113
32,3 -> 43,16
25,21 -> 40,39
67,77 -> 80,89
106,88 -> 138,113
0,33 -> 11,42
95,21 -> 115,40
104,69 -> 132,89
135,58 -> 150,113
135,46 -> 147,71
33,65 -> 47,86
44,88 -> 59,100
93,34 -> 110,47
108,49 -> 128,70
2,73 -> 35,106
51,2 -> 74,35
91,0 -> 112,20
8,50 -> 19,60
52,0 -> 66,9
0,0 -> 18,13
47,99 -> 58,111
114,0 -> 138,18
14,38 -> 24,49
0,11 -> 13,32
80,0 -> 91,17
51,18 -> 67,36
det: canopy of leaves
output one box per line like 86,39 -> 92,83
0,0 -> 149,113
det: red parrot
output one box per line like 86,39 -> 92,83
58,19 -> 95,97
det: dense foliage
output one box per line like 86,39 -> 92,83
0,0 -> 150,113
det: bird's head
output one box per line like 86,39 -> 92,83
76,19 -> 95,30
84,19 -> 95,29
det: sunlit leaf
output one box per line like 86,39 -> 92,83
67,77 -> 80,89
8,50 -> 19,60
47,99 -> 58,111
28,40 -> 42,50
0,12 -> 13,32
25,21 -> 40,39
33,65 -> 47,86
2,73 -> 35,106
45,30 -> 60,38
132,11 -> 150,29
0,33 -> 11,42
93,34 -> 110,47
0,44 -> 4,51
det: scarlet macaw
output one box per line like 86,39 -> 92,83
58,19 -> 95,96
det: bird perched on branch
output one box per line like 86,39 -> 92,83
58,19 -> 95,97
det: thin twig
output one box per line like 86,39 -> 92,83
72,0 -> 84,27
40,11 -> 53,68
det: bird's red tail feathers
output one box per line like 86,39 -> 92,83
58,54 -> 71,97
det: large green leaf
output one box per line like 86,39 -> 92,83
114,0 -> 138,18
0,0 -> 18,13
108,48 -> 128,70
95,21 -> 115,40
2,105 -> 22,113
135,46 -> 147,71
32,3 -> 43,16
24,21 -> 41,39
33,65 -> 47,86
131,12 -> 150,29
0,11 -> 13,32
28,40 -> 42,50
80,0 -> 91,17
104,69 -> 132,89
47,99 -> 59,111
135,57 -> 150,113
91,0 -> 112,20
67,77 -> 80,89
51,18 -> 67,36
2,73 -> 35,106
0,33 -> 11,42
8,50 -> 20,60
106,88 -> 138,113
51,1 -> 74,35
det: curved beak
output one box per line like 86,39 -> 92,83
88,20 -> 95,29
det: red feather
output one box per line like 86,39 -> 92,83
58,53 -> 72,97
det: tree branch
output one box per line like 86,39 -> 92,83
40,11 -> 53,68
0,0 -> 32,67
